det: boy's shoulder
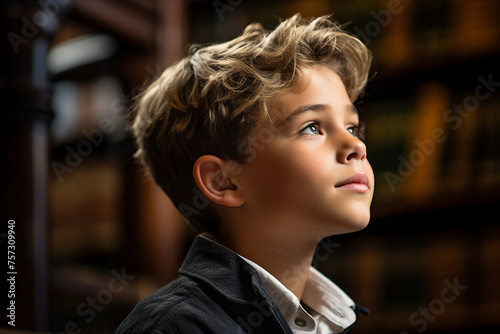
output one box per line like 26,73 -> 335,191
115,274 -> 243,334
115,236 -> 291,334
115,274 -> 196,333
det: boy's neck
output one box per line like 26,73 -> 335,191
218,227 -> 319,300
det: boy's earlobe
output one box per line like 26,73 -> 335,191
193,155 -> 245,208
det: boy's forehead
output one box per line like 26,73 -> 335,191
267,66 -> 350,124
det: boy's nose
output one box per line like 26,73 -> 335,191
337,134 -> 367,164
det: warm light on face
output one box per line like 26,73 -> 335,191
235,66 -> 374,239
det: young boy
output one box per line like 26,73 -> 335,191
117,13 -> 374,334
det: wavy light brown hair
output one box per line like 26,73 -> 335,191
130,13 -> 372,233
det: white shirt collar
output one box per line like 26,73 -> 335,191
242,257 -> 356,334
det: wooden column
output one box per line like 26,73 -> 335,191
1,0 -> 58,330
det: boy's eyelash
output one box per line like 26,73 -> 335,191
299,120 -> 322,134
351,122 -> 366,141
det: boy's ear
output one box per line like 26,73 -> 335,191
193,155 -> 245,208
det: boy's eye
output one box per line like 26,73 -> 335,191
347,123 -> 365,141
300,123 -> 321,135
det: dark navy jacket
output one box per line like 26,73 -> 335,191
116,236 -> 367,334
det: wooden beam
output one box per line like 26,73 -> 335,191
156,0 -> 188,67
71,0 -> 155,48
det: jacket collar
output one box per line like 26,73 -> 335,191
178,235 -> 269,304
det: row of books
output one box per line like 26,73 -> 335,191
49,158 -> 123,262
331,0 -> 500,68
364,81 -> 500,206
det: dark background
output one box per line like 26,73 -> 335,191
1,0 -> 499,333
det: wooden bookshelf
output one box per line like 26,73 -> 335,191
40,0 -> 189,333
27,0 -> 500,332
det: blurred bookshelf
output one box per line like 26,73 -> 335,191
42,0 -> 191,333
26,0 -> 500,333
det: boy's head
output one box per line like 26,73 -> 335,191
130,14 -> 373,235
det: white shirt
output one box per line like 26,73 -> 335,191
242,257 -> 357,334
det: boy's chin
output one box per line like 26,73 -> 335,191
349,211 -> 371,232
349,218 -> 370,232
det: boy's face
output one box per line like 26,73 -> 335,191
235,66 -> 374,237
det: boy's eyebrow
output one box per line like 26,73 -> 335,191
277,103 -> 358,125
278,103 -> 325,125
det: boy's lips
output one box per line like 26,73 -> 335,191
335,173 -> 370,192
